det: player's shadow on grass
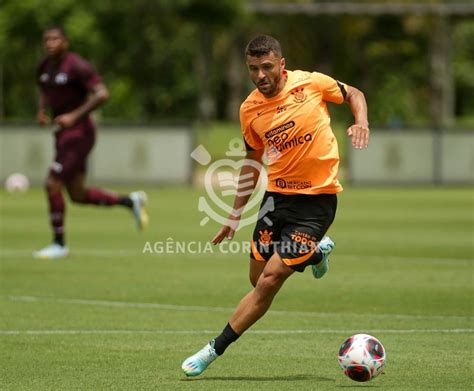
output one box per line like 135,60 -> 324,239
184,374 -> 333,382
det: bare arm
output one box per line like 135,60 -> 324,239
54,83 -> 110,129
345,85 -> 370,149
212,148 -> 264,244
37,93 -> 49,126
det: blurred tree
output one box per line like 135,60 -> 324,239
453,18 -> 474,122
429,15 -> 454,129
180,0 -> 245,122
249,2 -> 474,128
0,0 -> 472,128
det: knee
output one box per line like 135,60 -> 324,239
249,269 -> 263,287
255,272 -> 281,295
249,274 -> 258,288
45,177 -> 61,195
249,259 -> 265,288
69,191 -> 86,203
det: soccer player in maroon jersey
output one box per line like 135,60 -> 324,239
33,26 -> 148,259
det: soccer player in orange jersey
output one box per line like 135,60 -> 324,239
182,35 -> 369,376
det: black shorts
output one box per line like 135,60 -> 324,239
251,191 -> 337,272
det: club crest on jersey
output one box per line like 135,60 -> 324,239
55,73 -> 68,85
258,230 -> 273,246
291,88 -> 307,103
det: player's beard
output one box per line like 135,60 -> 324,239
257,72 -> 282,98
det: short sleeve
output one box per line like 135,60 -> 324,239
74,57 -> 102,92
240,108 -> 264,151
312,72 -> 347,104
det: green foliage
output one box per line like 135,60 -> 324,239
0,0 -> 473,126
0,0 -> 244,121
453,19 -> 474,118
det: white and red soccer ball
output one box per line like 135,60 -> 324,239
338,333 -> 386,382
4,173 -> 30,193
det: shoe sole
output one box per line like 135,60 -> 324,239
139,206 -> 149,229
132,192 -> 149,230
33,252 -> 69,259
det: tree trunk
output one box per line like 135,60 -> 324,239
429,15 -> 454,129
225,37 -> 245,122
196,28 -> 216,122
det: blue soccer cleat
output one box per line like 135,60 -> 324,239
182,340 -> 219,377
129,191 -> 149,230
312,236 -> 335,279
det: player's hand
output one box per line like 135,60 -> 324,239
347,124 -> 370,149
54,113 -> 77,129
37,110 -> 49,127
211,216 -> 240,245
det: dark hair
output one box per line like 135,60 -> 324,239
44,25 -> 67,38
245,35 -> 282,57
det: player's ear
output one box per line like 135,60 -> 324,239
280,57 -> 285,70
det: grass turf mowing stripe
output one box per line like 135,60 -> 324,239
4,295 -> 472,320
1,329 -> 472,336
1,249 -> 472,263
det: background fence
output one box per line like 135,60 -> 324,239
2,125 -> 472,186
0,126 -> 193,185
348,130 -> 474,185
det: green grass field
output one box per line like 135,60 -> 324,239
0,186 -> 472,390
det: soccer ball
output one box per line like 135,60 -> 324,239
4,173 -> 30,193
338,334 -> 386,382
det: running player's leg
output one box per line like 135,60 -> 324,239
230,252 -> 294,334
182,252 -> 294,376
66,172 -> 130,207
279,225 -> 335,276
248,192 -> 283,286
33,174 -> 69,259
249,258 -> 266,287
46,175 -> 65,245
182,192 -> 285,376
64,145 -> 148,230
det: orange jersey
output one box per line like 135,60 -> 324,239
240,70 -> 346,195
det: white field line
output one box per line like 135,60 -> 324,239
0,328 -> 472,336
0,249 -> 472,264
4,295 -> 472,321
0,249 -> 147,257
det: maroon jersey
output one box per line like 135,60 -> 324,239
37,52 -> 101,118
